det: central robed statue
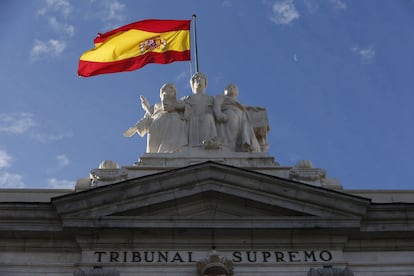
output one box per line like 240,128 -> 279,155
125,72 -> 269,153
184,72 -> 218,148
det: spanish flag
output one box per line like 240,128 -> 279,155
78,19 -> 191,77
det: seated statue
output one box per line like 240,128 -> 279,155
124,83 -> 188,153
245,106 -> 270,152
183,72 -> 218,147
125,73 -> 269,154
214,83 -> 261,152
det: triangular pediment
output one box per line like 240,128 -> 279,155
52,162 -> 370,229
110,191 -> 310,217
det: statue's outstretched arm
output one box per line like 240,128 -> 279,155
123,126 -> 138,137
124,115 -> 152,138
140,95 -> 152,115
124,95 -> 153,138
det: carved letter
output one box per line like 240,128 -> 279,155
304,251 -> 316,262
232,251 -> 242,262
275,251 -> 285,262
110,252 -> 119,262
246,251 -> 257,262
188,251 -> 195,263
144,251 -> 154,262
171,252 -> 184,263
158,251 -> 168,263
262,251 -> 271,262
319,250 -> 333,262
94,251 -> 107,262
132,251 -> 141,262
288,251 -> 300,262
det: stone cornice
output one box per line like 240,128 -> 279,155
0,163 -> 412,234
52,162 -> 370,219
0,203 -> 62,231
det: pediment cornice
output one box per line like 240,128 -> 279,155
52,162 -> 371,229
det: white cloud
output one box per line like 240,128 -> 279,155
83,1 -> 127,30
56,154 -> 70,168
0,113 -> 36,134
47,154 -> 71,174
176,71 -> 188,82
269,0 -> 300,25
47,178 -> 75,189
38,0 -> 72,18
0,172 -> 25,188
0,150 -> 11,169
104,0 -> 126,22
352,46 -> 375,64
0,149 -> 24,188
0,112 -> 72,143
304,0 -> 319,14
30,130 -> 73,143
222,0 -> 232,8
31,39 -> 66,58
34,0 -> 74,58
49,16 -> 75,36
329,0 -> 347,10
304,0 -> 346,14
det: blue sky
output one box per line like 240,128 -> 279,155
1,0 -> 413,190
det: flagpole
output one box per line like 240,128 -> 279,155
192,14 -> 199,73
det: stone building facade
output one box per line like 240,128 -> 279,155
1,157 -> 414,275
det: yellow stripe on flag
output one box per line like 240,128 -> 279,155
80,29 -> 190,62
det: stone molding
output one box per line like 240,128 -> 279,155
308,266 -> 353,276
74,267 -> 119,276
89,168 -> 129,187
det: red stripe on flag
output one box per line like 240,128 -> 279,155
94,20 -> 191,44
78,50 -> 190,77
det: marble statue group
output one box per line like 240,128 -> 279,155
124,72 -> 269,153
